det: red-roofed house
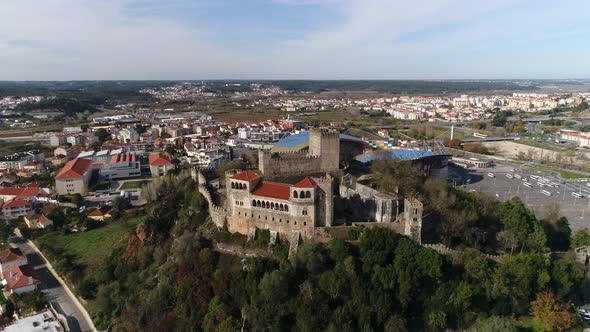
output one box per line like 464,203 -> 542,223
55,158 -> 93,195
2,264 -> 40,295
24,211 -> 53,229
1,199 -> 33,220
0,248 -> 27,274
148,153 -> 173,177
225,170 -> 333,239
87,206 -> 113,221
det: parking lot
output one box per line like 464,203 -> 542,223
449,163 -> 590,231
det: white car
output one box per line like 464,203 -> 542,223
506,174 -> 513,179
523,182 -> 532,188
487,173 -> 495,178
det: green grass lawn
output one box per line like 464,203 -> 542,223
35,216 -> 143,268
525,164 -> 590,180
120,180 -> 149,190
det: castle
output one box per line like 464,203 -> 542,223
193,127 -> 425,246
258,128 -> 340,177
225,170 -> 333,240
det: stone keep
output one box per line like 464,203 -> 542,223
308,128 -> 340,172
258,128 -> 340,177
404,198 -> 423,243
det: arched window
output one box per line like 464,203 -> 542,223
305,191 -> 311,198
266,201 -> 270,209
284,205 -> 289,212
231,182 -> 235,189
300,191 -> 305,198
252,200 -> 256,206
270,202 -> 275,209
293,191 -> 298,198
279,204 -> 284,211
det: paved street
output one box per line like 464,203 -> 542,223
9,237 -> 95,332
449,163 -> 590,231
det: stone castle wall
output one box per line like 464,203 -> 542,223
259,150 -> 323,177
259,128 -> 340,177
192,168 -> 227,228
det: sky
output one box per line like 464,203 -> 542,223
1,0 -> 590,80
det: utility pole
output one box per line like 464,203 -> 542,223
450,125 -> 454,140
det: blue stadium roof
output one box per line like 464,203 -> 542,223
275,132 -> 364,148
355,150 -> 438,163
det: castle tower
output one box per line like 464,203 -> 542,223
314,174 -> 334,227
404,198 -> 423,243
258,148 -> 271,175
308,128 -> 340,172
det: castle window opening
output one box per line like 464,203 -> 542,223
305,191 -> 311,198
231,182 -> 235,189
293,191 -> 298,198
294,221 -> 297,225
285,205 -> 289,212
300,191 -> 305,198
303,222 -> 306,226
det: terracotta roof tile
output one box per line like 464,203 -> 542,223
55,158 -> 93,180
3,264 -> 40,290
293,177 -> 318,188
148,153 -> 171,165
252,182 -> 291,200
2,199 -> 33,208
230,170 -> 259,181
0,248 -> 25,264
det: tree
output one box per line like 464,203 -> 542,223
492,254 -> 551,314
551,258 -> 582,299
543,216 -> 571,251
469,316 -> 516,332
571,228 -> 590,249
530,291 -> 576,332
111,196 -> 130,219
370,159 -> 424,198
492,112 -> 509,127
94,128 -> 111,142
527,223 -> 547,253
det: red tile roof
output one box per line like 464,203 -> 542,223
88,206 -> 113,217
0,248 -> 25,264
17,187 -> 41,199
0,187 -> 25,197
293,177 -> 318,188
148,153 -> 171,165
252,182 -> 291,200
55,158 -> 93,180
25,212 -> 52,225
1,199 -> 33,208
231,170 -> 260,182
3,264 -> 40,290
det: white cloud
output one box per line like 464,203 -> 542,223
0,0 -> 242,80
0,0 -> 589,79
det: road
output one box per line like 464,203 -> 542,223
9,236 -> 96,332
449,163 -> 590,231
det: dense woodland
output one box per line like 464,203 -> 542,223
65,168 -> 589,331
